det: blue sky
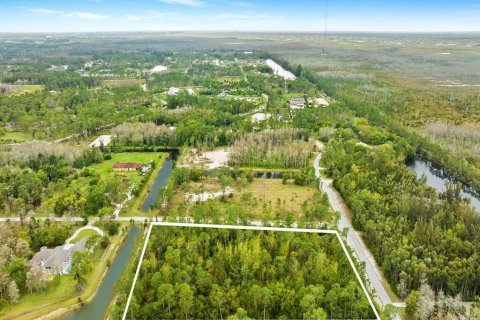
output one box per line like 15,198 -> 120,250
0,0 -> 479,32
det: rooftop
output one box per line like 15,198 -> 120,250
113,162 -> 142,169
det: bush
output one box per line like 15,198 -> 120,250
105,221 -> 119,236
100,236 -> 110,249
104,154 -> 112,160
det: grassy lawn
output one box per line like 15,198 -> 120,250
2,223 -> 130,320
36,153 -> 165,216
0,131 -> 33,143
217,76 -> 241,83
397,307 -> 411,320
121,154 -> 168,217
87,152 -> 160,191
3,85 -> 44,96
70,229 -> 100,244
381,276 -> 402,303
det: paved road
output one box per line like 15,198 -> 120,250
313,141 -> 404,309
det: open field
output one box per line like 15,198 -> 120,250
1,84 -> 44,95
216,75 -> 241,82
170,175 -> 335,223
102,79 -> 142,87
0,131 -> 33,143
233,178 -> 316,215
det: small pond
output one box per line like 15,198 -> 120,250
254,171 -> 283,179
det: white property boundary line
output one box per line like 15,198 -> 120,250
122,222 -> 381,320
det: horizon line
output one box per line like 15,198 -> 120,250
1,30 -> 480,35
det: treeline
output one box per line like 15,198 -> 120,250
2,71 -> 101,90
117,227 -> 376,320
0,144 -> 128,218
229,129 -> 313,168
298,63 -> 480,194
112,122 -> 174,147
322,133 -> 480,298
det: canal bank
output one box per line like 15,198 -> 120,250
61,225 -> 140,320
3,224 -> 138,320
141,156 -> 174,211
408,156 -> 480,212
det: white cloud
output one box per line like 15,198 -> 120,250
21,7 -> 108,20
232,2 -> 253,8
120,12 -> 178,22
157,0 -> 204,6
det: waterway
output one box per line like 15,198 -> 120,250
407,157 -> 480,212
254,171 -> 283,179
141,157 -> 174,211
63,226 -> 139,320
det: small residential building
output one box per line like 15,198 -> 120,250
290,97 -> 306,109
113,163 -> 142,172
251,113 -> 271,123
315,97 -> 330,106
89,135 -> 111,148
30,239 -> 86,275
149,65 -> 168,74
167,87 -> 181,96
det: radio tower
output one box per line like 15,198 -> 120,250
324,0 -> 329,41
322,0 -> 329,55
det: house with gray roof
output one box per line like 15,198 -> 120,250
30,238 -> 87,275
290,97 -> 306,109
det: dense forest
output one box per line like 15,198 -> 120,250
321,129 -> 480,299
117,227 -> 376,320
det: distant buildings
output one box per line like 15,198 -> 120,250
48,65 -> 69,72
315,97 -> 330,106
149,65 -> 168,74
167,87 -> 181,96
251,113 -> 271,123
290,97 -> 306,109
30,239 -> 87,275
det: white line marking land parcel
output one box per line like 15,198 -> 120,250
122,222 -> 381,320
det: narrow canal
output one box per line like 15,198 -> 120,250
408,157 -> 480,212
63,226 -> 139,320
141,157 -> 174,211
